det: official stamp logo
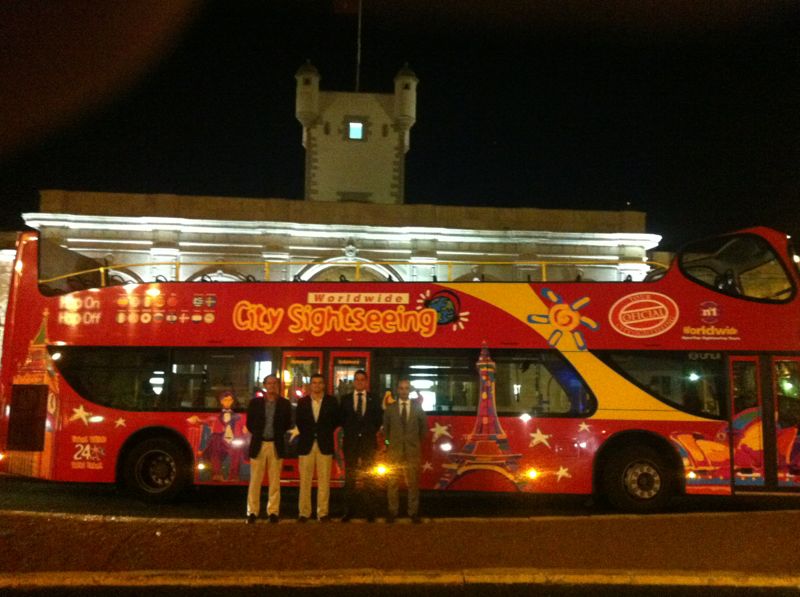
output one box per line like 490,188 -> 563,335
608,292 -> 679,338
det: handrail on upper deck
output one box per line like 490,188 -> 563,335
38,257 -> 671,288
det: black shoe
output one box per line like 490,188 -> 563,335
246,514 -> 257,525
411,515 -> 422,524
319,515 -> 331,523
386,515 -> 396,523
297,516 -> 308,523
340,514 -> 352,523
268,514 -> 279,524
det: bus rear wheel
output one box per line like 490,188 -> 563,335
602,445 -> 674,513
122,437 -> 189,503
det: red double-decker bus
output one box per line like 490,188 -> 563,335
1,227 -> 799,511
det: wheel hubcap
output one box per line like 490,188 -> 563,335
623,461 -> 661,499
137,450 -> 176,493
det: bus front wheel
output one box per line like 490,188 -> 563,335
122,437 -> 189,503
602,445 -> 674,513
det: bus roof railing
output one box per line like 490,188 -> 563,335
38,257 -> 671,290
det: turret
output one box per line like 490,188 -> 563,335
393,64 -> 418,132
295,61 -> 320,129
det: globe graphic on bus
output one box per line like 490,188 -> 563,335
426,293 -> 458,325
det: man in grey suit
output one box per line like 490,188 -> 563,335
383,376 -> 427,523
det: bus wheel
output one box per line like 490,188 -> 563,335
602,445 -> 674,513
122,437 -> 189,503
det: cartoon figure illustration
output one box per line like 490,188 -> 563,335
188,390 -> 245,481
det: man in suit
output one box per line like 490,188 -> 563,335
245,374 -> 292,524
296,373 -> 339,522
339,369 -> 383,522
383,376 -> 428,523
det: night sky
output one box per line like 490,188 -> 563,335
1,1 -> 798,249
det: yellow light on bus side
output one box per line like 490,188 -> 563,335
145,287 -> 161,297
525,468 -> 539,480
373,464 -> 389,477
0,452 -> 5,462
197,462 -> 207,471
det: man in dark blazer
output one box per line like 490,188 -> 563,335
295,373 -> 339,522
384,376 -> 428,523
245,374 -> 292,524
339,369 -> 383,522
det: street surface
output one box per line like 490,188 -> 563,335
2,475 -> 800,595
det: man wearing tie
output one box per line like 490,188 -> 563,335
295,373 -> 339,522
339,369 -> 383,522
383,376 -> 428,523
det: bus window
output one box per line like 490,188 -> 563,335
170,349 -> 256,410
38,237 -> 103,296
494,351 -> 595,417
53,347 -> 170,411
775,360 -> 800,429
373,349 -> 593,417
599,351 -> 725,418
679,233 -> 794,302
374,350 -> 477,412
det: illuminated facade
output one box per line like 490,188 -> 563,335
24,190 -> 659,292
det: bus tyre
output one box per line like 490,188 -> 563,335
123,438 -> 189,503
602,445 -> 674,513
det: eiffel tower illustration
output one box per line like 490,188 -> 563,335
437,343 -> 523,489
14,310 -> 57,386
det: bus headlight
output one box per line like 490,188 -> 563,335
372,464 -> 390,477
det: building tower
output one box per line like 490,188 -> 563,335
295,62 -> 418,204
437,343 -> 523,490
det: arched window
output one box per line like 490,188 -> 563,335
297,257 -> 402,282
185,266 -> 251,282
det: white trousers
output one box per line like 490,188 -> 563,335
247,441 -> 282,516
298,441 -> 332,518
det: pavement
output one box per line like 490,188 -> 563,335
3,508 -> 800,593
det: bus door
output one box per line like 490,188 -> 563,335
771,357 -> 800,488
329,352 -> 371,400
281,351 -> 323,403
279,351 -> 323,470
729,356 -> 766,488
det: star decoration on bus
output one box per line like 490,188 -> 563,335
416,289 -> 470,331
578,422 -> 591,432
529,428 -> 552,449
556,466 -> 572,482
69,404 -> 92,426
422,461 -> 434,473
526,288 -> 599,351
430,422 -> 452,441
115,418 -> 127,428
